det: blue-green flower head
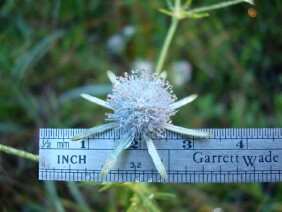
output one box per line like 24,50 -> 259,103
106,70 -> 177,137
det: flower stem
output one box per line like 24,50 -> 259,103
0,143 -> 39,162
156,17 -> 179,75
186,0 -> 251,15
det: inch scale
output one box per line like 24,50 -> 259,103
39,128 -> 282,183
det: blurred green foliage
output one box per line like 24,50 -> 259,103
1,0 -> 282,211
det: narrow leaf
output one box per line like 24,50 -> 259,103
170,94 -> 198,109
158,8 -> 174,17
107,70 -> 118,84
71,122 -> 117,141
100,134 -> 134,177
159,71 -> 167,79
58,85 -> 111,104
163,123 -> 212,137
185,12 -> 209,19
144,135 -> 168,180
183,0 -> 193,10
80,93 -> 112,109
186,0 -> 249,15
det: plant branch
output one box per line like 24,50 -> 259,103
156,17 -> 179,75
186,0 -> 253,15
0,143 -> 39,162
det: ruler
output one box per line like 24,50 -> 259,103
39,128 -> 282,183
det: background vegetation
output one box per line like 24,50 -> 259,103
1,0 -> 282,211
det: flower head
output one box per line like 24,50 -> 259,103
72,70 -> 211,180
107,70 -> 176,137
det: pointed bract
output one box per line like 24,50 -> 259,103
71,122 -> 117,141
107,70 -> 118,84
159,71 -> 167,79
81,93 -> 112,109
170,94 -> 198,110
100,133 -> 134,177
163,123 -> 212,137
244,0 -> 254,5
144,135 -> 167,180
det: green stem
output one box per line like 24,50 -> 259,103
187,0 -> 248,14
0,143 -> 39,162
155,17 -> 179,75
155,0 -> 251,75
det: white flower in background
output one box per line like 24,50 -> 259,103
132,59 -> 154,73
122,25 -> 136,38
171,60 -> 192,86
107,34 -> 125,54
107,26 -> 135,55
72,70 -> 211,180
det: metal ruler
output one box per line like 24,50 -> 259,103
39,128 -> 282,183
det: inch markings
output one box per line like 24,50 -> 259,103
39,128 -> 282,183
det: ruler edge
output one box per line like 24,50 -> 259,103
39,128 -> 282,140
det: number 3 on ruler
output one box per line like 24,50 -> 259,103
183,140 -> 192,149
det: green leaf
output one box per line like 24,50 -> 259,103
184,12 -> 210,19
152,192 -> 176,200
158,8 -> 174,17
12,30 -> 64,79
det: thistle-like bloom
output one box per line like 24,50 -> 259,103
72,70 -> 211,180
